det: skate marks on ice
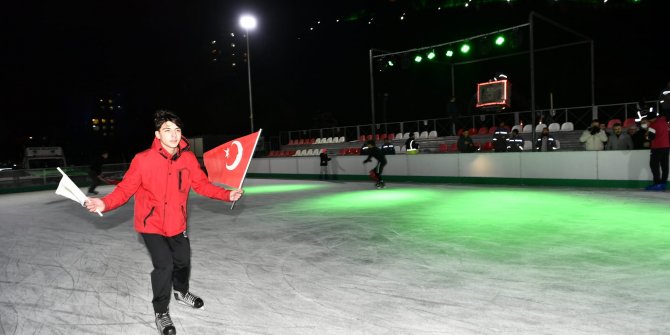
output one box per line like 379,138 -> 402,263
1,180 -> 670,334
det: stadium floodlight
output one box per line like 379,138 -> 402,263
460,43 -> 470,54
445,49 -> 454,57
414,55 -> 423,63
427,51 -> 436,60
387,60 -> 395,67
495,35 -> 506,46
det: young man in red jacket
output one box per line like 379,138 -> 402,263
85,110 -> 243,335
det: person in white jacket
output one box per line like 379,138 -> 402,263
579,119 -> 608,151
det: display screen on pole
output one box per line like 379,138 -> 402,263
476,79 -> 510,109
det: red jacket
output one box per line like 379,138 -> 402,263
102,137 -> 231,236
650,116 -> 670,149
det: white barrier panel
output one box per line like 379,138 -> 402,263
252,150 -> 654,182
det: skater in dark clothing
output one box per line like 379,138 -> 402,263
319,149 -> 331,180
85,110 -> 243,335
363,140 -> 387,188
87,151 -> 108,195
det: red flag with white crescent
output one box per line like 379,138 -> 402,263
203,130 -> 261,189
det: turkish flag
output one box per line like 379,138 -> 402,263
203,130 -> 262,189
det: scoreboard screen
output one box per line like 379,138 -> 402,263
476,79 -> 511,110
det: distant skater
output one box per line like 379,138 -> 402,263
363,139 -> 387,188
85,110 -> 243,335
87,151 -> 108,195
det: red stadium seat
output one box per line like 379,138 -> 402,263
478,127 -> 488,135
387,133 -> 395,140
482,141 -> 493,151
439,143 -> 449,153
488,127 -> 497,134
366,134 -> 373,140
309,138 -> 316,144
353,147 -> 361,155
338,148 -> 347,155
468,128 -> 478,135
297,139 -> 304,145
288,139 -> 294,145
450,143 -> 458,152
380,133 -> 388,140
607,119 -> 622,129
456,129 -> 464,136
358,135 -> 366,142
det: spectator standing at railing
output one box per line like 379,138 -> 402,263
605,123 -> 633,150
631,122 -> 650,149
506,129 -> 524,152
457,129 -> 478,153
381,139 -> 395,155
579,120 -> 608,151
535,127 -> 558,152
405,133 -> 419,154
492,121 -> 509,152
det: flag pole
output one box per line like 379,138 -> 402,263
231,129 -> 263,210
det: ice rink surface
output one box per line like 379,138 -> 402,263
1,179 -> 669,335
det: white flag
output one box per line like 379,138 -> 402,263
55,167 -> 102,216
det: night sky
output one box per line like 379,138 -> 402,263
1,0 -> 666,164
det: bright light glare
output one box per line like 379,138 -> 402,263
239,15 -> 257,30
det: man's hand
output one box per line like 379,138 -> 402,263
229,189 -> 244,201
85,197 -> 105,213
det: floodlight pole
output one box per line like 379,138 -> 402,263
369,49 -> 376,136
530,12 -> 537,151
245,29 -> 254,133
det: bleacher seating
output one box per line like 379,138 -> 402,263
388,133 -> 395,140
511,125 -> 522,133
478,127 -> 488,135
428,131 -> 437,138
420,131 -> 429,138
522,125 -> 533,133
548,123 -> 561,132
536,124 -> 547,132
468,127 -> 478,135
561,122 -> 574,131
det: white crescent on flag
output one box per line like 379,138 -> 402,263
226,141 -> 243,170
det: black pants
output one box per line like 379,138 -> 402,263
650,148 -> 670,185
88,171 -> 101,193
375,161 -> 386,182
142,232 -> 191,313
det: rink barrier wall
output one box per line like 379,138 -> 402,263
246,150 -> 653,189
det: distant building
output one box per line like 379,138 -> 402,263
90,94 -> 121,138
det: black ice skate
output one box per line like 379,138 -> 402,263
174,291 -> 204,309
155,310 -> 176,335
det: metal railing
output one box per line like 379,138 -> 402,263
0,163 -> 130,191
279,100 -> 659,145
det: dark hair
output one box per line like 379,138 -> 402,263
512,129 -> 519,134
612,123 -> 622,127
153,110 -> 183,130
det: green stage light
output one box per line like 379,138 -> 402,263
427,51 -> 436,60
387,60 -> 395,67
445,50 -> 454,57
495,35 -> 505,46
414,55 -> 423,63
460,43 -> 470,54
